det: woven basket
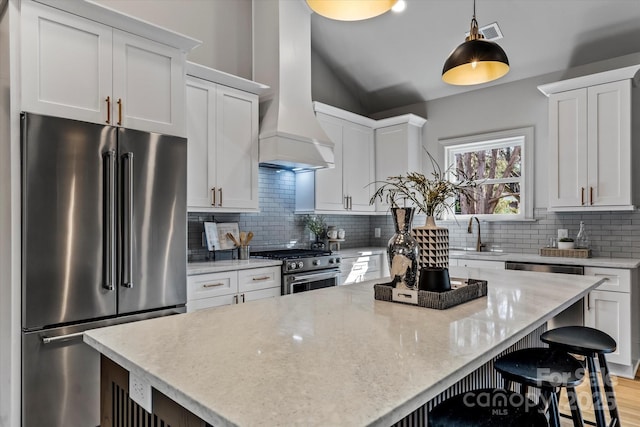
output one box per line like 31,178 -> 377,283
539,248 -> 591,258
374,278 -> 487,310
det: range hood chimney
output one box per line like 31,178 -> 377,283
253,0 -> 335,170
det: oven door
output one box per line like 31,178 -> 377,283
284,269 -> 340,295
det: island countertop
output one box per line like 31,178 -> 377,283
84,267 -> 605,426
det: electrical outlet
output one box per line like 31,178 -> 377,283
557,229 -> 568,239
374,228 -> 381,238
129,371 -> 152,413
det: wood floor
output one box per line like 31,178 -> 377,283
559,369 -> 640,426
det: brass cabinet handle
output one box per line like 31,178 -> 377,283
105,96 -> 111,124
203,282 -> 224,288
211,187 -> 216,206
581,187 -> 585,205
117,98 -> 123,125
344,196 -> 348,210
590,187 -> 593,205
218,188 -> 223,207
252,276 -> 270,281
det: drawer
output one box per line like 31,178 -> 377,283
238,266 -> 281,293
186,294 -> 236,313
241,287 -> 281,303
584,267 -> 631,293
187,271 -> 238,300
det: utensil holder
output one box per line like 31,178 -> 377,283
238,246 -> 250,260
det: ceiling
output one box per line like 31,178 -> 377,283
310,0 -> 640,114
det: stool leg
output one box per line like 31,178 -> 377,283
586,356 -> 607,427
542,389 -> 561,427
566,386 -> 584,427
598,354 -> 620,426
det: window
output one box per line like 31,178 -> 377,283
441,127 -> 533,221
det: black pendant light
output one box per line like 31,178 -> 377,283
442,0 -> 509,86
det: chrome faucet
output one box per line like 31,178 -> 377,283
467,216 -> 485,252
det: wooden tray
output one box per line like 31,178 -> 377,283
373,278 -> 487,310
539,248 -> 591,258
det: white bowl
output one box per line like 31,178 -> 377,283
558,241 -> 575,250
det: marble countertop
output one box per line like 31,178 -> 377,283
335,247 -> 387,257
449,250 -> 640,269
187,259 -> 282,275
84,267 -> 604,426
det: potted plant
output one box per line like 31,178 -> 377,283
558,237 -> 575,250
302,214 -> 327,245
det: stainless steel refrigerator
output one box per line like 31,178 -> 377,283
21,113 -> 187,427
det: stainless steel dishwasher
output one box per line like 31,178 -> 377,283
505,262 -> 584,328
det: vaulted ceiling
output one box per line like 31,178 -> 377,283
310,0 -> 640,114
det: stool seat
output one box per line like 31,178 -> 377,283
541,326 -> 616,355
494,347 -> 584,389
429,388 -> 548,427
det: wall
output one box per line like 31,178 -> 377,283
94,0 -> 253,79
188,167 -> 371,261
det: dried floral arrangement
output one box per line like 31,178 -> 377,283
369,152 -> 477,218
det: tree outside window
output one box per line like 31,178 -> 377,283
442,127 -> 533,221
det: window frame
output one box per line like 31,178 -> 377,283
439,126 -> 534,221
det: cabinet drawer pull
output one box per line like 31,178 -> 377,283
202,282 -> 225,288
587,292 -> 591,310
234,295 -> 239,304
241,293 -> 245,303
589,186 -> 593,205
581,187 -> 585,205
117,98 -> 122,125
211,187 -> 216,206
105,96 -> 111,124
252,276 -> 271,281
219,188 -> 223,206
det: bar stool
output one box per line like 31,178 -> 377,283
429,388 -> 549,427
494,347 -> 585,427
541,326 -> 619,427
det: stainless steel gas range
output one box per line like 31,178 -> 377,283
251,249 -> 341,295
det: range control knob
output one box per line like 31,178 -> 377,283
297,261 -> 304,269
335,258 -> 341,264
313,259 -> 321,266
288,262 -> 298,270
328,258 -> 335,264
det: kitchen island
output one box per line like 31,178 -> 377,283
84,267 -> 605,426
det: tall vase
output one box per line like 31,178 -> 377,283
387,207 -> 419,290
412,216 -> 449,269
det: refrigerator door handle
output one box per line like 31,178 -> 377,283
103,150 -> 116,291
122,152 -> 134,289
41,331 -> 85,344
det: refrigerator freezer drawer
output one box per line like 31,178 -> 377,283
22,308 -> 185,427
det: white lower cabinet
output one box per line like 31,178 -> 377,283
584,267 -> 634,369
457,259 -> 505,269
339,253 -> 388,285
187,266 -> 281,312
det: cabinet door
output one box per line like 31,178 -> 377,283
112,30 -> 185,136
186,77 -> 216,209
215,86 -> 259,210
548,89 -> 588,208
585,290 -> 631,366
21,1 -> 112,125
238,267 -> 281,293
587,80 -> 632,207
343,122 -> 375,212
241,287 -> 281,303
315,114 -> 345,211
374,123 -> 421,212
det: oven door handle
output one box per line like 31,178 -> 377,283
289,270 -> 339,284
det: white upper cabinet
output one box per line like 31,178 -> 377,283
374,116 -> 426,213
309,104 -> 375,214
186,63 -> 267,212
21,0 -> 197,136
540,67 -> 640,211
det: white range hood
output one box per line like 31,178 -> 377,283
253,0 -> 334,170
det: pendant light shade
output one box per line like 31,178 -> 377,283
442,1 -> 509,85
306,0 -> 398,21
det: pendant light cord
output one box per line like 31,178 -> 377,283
467,0 -> 482,41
